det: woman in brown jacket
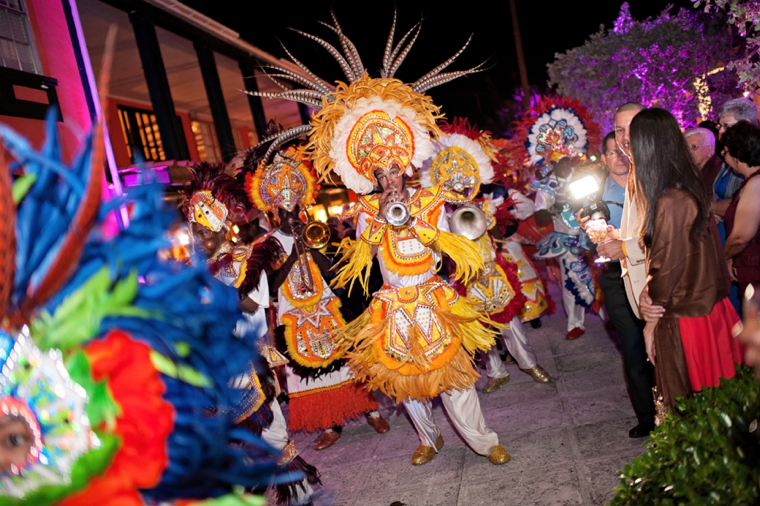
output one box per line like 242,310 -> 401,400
630,108 -> 743,411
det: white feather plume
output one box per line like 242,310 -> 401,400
419,132 -> 494,188
328,95 -> 433,194
527,108 -> 588,164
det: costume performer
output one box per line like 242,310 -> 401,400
181,162 -> 319,505
249,9 -> 510,466
499,188 -> 553,326
509,97 -> 602,340
420,119 -> 551,393
245,144 -> 387,452
0,113 -> 296,504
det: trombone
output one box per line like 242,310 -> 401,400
289,215 -> 331,294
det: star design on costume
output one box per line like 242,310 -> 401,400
287,299 -> 335,329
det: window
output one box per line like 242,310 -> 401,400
117,105 -> 166,163
191,120 -> 221,163
0,0 -> 41,74
232,126 -> 244,152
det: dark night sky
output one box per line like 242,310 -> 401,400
180,0 -> 694,132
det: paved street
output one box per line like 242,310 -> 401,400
282,283 -> 648,506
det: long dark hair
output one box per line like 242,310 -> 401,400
629,108 -> 711,247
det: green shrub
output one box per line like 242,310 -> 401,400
610,365 -> 760,505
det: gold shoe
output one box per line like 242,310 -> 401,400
488,444 -> 511,465
482,375 -> 510,393
522,365 -> 551,383
411,434 -> 444,465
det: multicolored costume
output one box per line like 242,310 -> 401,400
497,189 -> 553,324
246,144 -> 381,441
250,10 -> 509,465
0,114 -> 294,505
181,162 -> 318,505
508,96 -> 602,335
420,119 -> 550,390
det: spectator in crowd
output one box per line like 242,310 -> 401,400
714,98 -> 756,220
713,98 -> 758,312
580,131 -> 655,437
720,122 -> 760,299
631,108 -> 742,412
684,127 -> 722,195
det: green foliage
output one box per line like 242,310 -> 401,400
547,3 -> 737,131
610,366 -> 760,505
0,434 -> 120,506
694,0 -> 760,89
30,267 -> 152,352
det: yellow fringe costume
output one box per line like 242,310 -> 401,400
334,186 -> 497,402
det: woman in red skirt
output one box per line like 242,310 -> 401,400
629,108 -> 743,411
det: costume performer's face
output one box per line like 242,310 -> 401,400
0,414 -> 33,473
374,164 -> 405,193
191,222 -> 225,258
277,205 -> 302,234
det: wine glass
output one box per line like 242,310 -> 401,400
586,218 -> 611,263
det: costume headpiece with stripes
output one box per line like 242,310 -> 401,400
247,9 -> 486,194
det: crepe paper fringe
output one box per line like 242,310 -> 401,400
287,381 -> 378,433
337,296 -> 496,402
432,231 -> 485,284
331,237 -> 374,297
489,256 -> 528,324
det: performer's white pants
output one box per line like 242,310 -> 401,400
559,252 -> 585,331
261,401 -> 314,506
485,317 -> 538,378
402,387 -> 499,456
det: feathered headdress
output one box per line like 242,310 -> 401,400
420,118 -> 496,201
0,113 -> 293,504
246,9 -> 486,194
508,95 -> 601,167
245,143 -> 317,214
180,162 -> 249,232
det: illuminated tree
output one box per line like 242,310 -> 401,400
547,3 -> 737,131
694,0 -> 760,89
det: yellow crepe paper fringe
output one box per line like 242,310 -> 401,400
433,231 -> 485,284
307,75 -> 444,182
331,237 -> 373,297
334,297 -> 497,402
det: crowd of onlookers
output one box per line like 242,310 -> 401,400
580,98 -> 759,436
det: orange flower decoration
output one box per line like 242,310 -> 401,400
59,331 -> 174,506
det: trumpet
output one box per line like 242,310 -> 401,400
449,205 -> 487,240
289,217 -> 331,294
385,191 -> 411,226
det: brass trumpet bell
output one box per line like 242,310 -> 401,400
386,202 -> 411,226
303,221 -> 331,249
449,205 -> 487,240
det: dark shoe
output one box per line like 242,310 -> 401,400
565,327 -> 585,340
530,318 -> 542,329
367,414 -> 390,433
504,353 -> 516,365
315,430 -> 341,450
628,422 -> 655,438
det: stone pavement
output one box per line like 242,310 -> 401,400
281,283 -> 648,506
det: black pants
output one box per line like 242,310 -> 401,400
600,263 -> 655,425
